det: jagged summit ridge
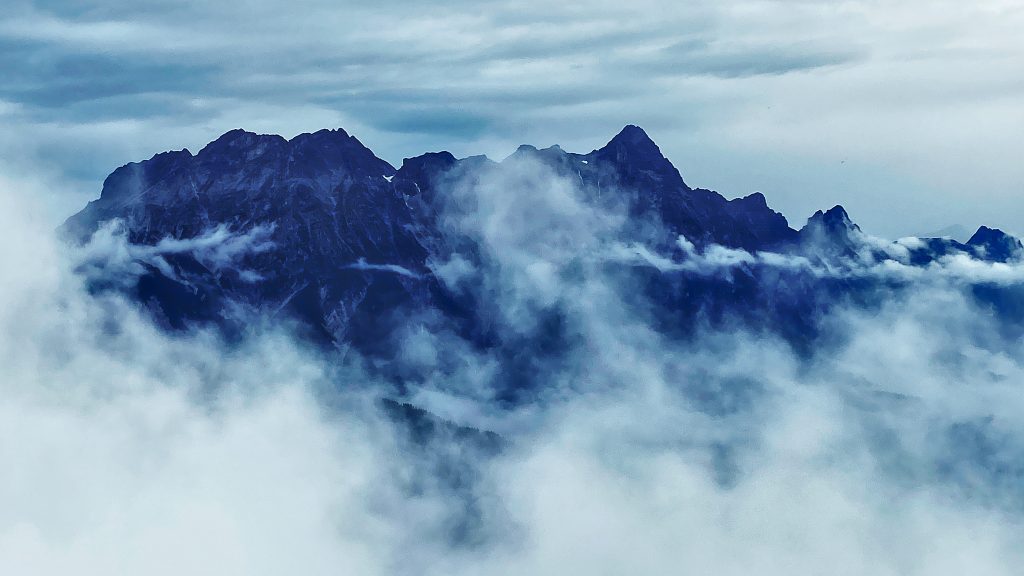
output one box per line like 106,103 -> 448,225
62,124 -> 1023,354
967,226 -> 1024,263
605,124 -> 661,153
801,205 -> 860,237
591,125 -> 689,190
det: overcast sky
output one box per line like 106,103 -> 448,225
1,0 -> 1022,238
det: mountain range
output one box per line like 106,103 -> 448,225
62,125 -> 1024,369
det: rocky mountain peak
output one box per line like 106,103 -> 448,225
968,226 -> 1023,262
804,205 -> 859,233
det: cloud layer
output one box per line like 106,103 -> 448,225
6,151 -> 1024,574
3,0 -> 1023,236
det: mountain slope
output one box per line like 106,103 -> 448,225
64,128 -> 432,349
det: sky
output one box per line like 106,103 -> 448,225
1,0 -> 1023,237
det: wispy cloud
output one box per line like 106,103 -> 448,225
4,152 -> 1024,574
73,219 -> 276,285
344,257 -> 421,278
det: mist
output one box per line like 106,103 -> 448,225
3,156 -> 1024,575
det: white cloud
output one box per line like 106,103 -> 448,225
4,118 -> 1024,575
73,219 -> 275,285
344,257 -> 421,278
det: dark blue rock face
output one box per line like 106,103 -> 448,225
62,124 -> 1023,359
797,205 -> 867,261
64,128 -> 430,350
968,226 -> 1023,263
589,126 -> 798,250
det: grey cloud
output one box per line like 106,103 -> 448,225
0,56 -> 219,120
359,108 -> 496,139
6,0 -> 1022,238
654,40 -> 862,78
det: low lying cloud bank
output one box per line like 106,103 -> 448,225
3,160 -> 1024,575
